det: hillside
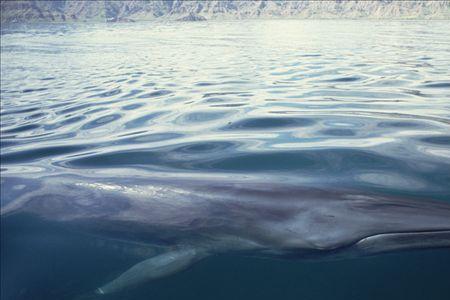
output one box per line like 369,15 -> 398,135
1,0 -> 449,23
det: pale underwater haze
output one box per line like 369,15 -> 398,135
1,20 -> 450,299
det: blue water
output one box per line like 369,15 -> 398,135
1,20 -> 450,299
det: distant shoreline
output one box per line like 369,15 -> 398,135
2,18 -> 449,28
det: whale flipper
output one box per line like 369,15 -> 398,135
96,247 -> 207,295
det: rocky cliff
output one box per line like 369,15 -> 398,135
1,0 -> 449,23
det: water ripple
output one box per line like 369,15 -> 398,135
224,117 -> 315,130
1,20 -> 450,196
1,145 -> 89,164
81,114 -> 122,130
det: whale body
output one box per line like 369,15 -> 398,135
1,174 -> 450,295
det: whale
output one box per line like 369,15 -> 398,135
1,174 -> 450,295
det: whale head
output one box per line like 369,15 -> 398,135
266,191 -> 450,258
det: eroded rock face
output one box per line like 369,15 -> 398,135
176,13 -> 207,22
1,0 -> 450,23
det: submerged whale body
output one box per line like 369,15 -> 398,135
1,175 -> 450,295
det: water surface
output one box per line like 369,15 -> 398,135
1,20 -> 450,299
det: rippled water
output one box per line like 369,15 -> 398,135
1,20 -> 450,299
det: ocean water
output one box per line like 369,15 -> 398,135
1,20 -> 450,300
